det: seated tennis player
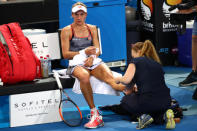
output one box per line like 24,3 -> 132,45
60,2 -> 125,128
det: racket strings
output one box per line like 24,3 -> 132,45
60,99 -> 82,126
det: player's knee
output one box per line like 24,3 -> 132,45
79,73 -> 90,84
80,77 -> 90,84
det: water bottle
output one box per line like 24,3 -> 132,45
0,78 -> 3,86
40,56 -> 44,78
42,57 -> 49,78
46,54 -> 52,76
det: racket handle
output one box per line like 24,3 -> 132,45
54,72 -> 63,89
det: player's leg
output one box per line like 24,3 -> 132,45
91,63 -> 126,91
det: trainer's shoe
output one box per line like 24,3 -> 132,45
179,71 -> 197,86
84,111 -> 104,129
165,109 -> 176,129
136,114 -> 154,129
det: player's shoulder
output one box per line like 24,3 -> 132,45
87,24 -> 97,29
61,25 -> 72,36
87,24 -> 97,33
62,25 -> 72,32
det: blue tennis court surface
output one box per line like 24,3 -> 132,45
0,66 -> 197,131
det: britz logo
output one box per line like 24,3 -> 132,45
162,0 -> 182,32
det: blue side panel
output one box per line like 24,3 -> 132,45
59,0 -> 72,29
86,5 -> 126,62
178,29 -> 192,67
59,0 -> 127,63
0,96 -> 10,128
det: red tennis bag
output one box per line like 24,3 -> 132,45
0,22 -> 41,84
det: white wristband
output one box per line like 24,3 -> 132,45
90,55 -> 96,59
90,48 -> 98,59
96,48 -> 99,53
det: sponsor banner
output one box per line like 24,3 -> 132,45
47,33 -> 61,60
26,33 -> 48,59
162,0 -> 181,32
140,0 -> 181,32
10,90 -> 61,127
138,0 -> 180,65
25,33 -> 61,60
140,0 -> 154,32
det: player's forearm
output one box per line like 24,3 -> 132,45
63,51 -> 79,59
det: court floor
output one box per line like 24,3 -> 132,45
0,66 -> 197,131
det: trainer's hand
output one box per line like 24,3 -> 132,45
123,85 -> 138,95
85,46 -> 96,56
84,57 -> 94,67
133,86 -> 138,92
123,88 -> 133,95
177,6 -> 197,14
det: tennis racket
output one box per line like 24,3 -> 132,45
54,72 -> 83,127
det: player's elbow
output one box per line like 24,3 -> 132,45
62,52 -> 70,59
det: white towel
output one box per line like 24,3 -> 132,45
52,69 -> 70,78
72,71 -> 121,96
69,53 -> 102,67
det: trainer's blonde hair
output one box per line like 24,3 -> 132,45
132,40 -> 161,64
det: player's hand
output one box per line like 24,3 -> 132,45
84,57 -> 94,67
85,46 -> 96,56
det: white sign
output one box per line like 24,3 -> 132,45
26,33 -> 48,59
47,33 -> 61,60
25,33 -> 61,60
10,90 -> 62,127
